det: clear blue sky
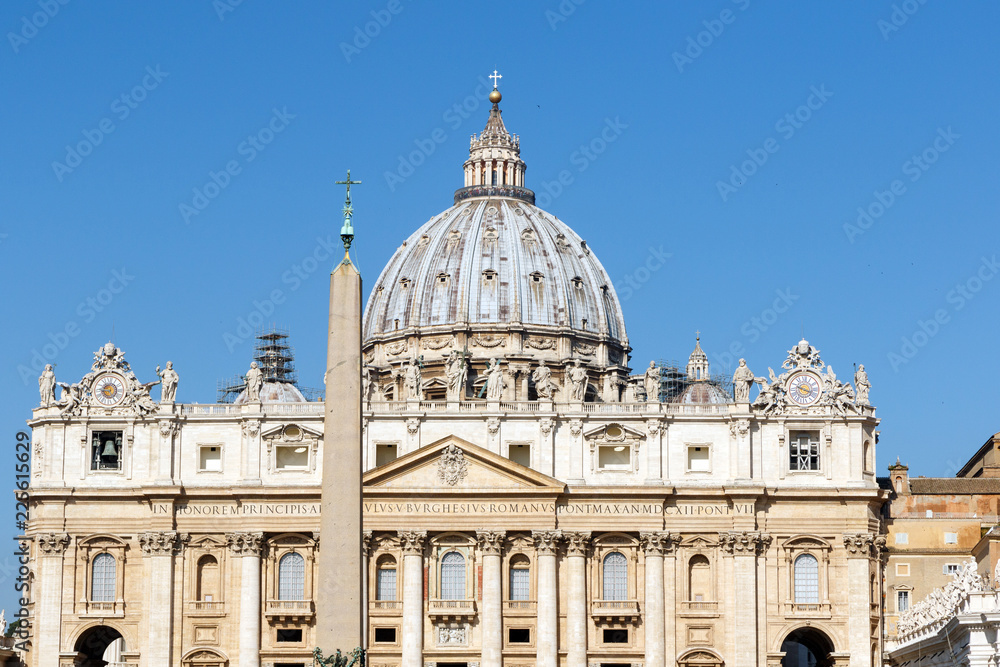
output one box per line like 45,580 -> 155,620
2,1 -> 999,615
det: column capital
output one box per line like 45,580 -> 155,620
399,530 -> 428,555
532,530 -> 562,555
842,532 -> 877,557
718,530 -> 771,555
36,532 -> 70,555
139,531 -> 187,556
640,531 -> 676,556
564,531 -> 591,557
362,530 -> 374,557
477,530 -> 506,556
227,531 -> 265,556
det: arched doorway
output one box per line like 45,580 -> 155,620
74,625 -> 125,667
780,627 -> 835,667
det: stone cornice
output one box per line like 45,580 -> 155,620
36,533 -> 70,555
399,530 -> 427,555
532,530 -> 562,554
227,531 -> 264,557
476,530 -> 505,556
719,531 -> 771,556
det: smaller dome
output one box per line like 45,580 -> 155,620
234,381 -> 309,404
673,382 -> 730,405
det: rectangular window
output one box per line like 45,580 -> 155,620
895,533 -> 908,545
91,431 -> 123,471
375,443 -> 397,467
199,445 -> 222,472
603,629 -> 628,644
374,627 -> 397,643
944,563 -> 960,575
687,445 -> 710,472
897,590 -> 910,612
789,431 -> 820,471
275,445 -> 309,471
598,445 -> 630,471
896,563 -> 910,576
508,628 -> 530,644
510,567 -> 529,601
377,568 -> 397,601
508,443 -> 531,468
944,532 -> 958,544
276,629 -> 303,643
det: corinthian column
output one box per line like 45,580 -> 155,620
140,531 -> 182,667
400,531 -> 427,667
564,532 -> 591,667
533,530 -> 562,667
34,533 -> 70,667
228,532 -> 264,667
720,531 -> 770,667
478,530 -> 506,667
843,533 -> 875,667
641,532 -> 673,667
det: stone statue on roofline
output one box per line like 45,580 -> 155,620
643,361 -> 659,403
732,359 -> 754,403
39,364 -> 56,406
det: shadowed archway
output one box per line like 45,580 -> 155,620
780,626 -> 835,667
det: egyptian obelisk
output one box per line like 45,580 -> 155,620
317,171 -> 364,655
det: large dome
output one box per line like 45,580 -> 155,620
363,197 -> 626,341
360,82 -> 631,404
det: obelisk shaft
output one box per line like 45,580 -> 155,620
317,253 -> 364,652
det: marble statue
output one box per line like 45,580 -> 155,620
245,361 -> 264,402
404,357 -> 423,401
131,381 -> 160,415
568,359 -> 588,401
57,382 -> 82,416
752,370 -> 782,415
485,358 -> 505,400
643,361 -> 659,403
39,364 -> 56,406
362,364 -> 372,403
531,359 -> 556,400
732,359 -> 755,403
445,350 -> 467,401
854,364 -> 870,405
156,361 -> 178,403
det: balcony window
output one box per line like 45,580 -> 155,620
602,552 -> 627,601
91,553 -> 116,602
793,554 -> 819,604
440,551 -> 465,600
509,556 -> 530,601
376,557 -> 397,601
278,552 -> 305,600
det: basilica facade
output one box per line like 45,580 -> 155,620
25,84 -> 886,667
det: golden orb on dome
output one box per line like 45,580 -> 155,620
489,88 -> 502,104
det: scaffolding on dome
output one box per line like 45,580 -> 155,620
654,359 -> 734,402
217,327 -> 323,403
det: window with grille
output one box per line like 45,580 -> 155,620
91,553 -> 116,602
897,590 -> 910,612
376,562 -> 397,601
793,554 -> 819,603
789,432 -> 820,471
510,558 -> 530,601
602,552 -> 628,600
440,552 -> 465,600
278,552 -> 305,600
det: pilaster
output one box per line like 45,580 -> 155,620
400,530 -> 427,667
478,530 -> 505,667
843,533 -> 876,667
35,533 -> 70,667
564,532 -> 591,667
228,531 -> 264,667
533,530 -> 562,667
140,531 -> 183,667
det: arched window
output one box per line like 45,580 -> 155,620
197,555 -> 220,602
440,551 -> 465,600
602,552 -> 627,600
794,554 -> 819,603
509,555 -> 530,601
278,552 -> 305,600
688,555 -> 712,602
376,556 -> 397,601
91,553 -> 116,602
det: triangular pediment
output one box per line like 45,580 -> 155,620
364,436 -> 565,492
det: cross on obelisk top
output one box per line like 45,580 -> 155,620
490,69 -> 502,89
336,169 -> 362,252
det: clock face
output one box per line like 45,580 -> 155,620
94,374 -> 126,406
787,372 -> 821,406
